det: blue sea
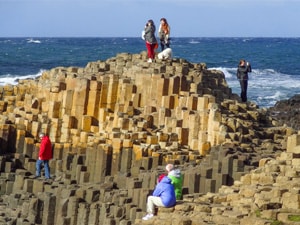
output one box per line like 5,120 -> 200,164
1,37 -> 300,108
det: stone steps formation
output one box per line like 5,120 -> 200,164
0,52 -> 297,225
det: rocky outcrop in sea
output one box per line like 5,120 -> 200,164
0,52 -> 298,225
267,94 -> 300,131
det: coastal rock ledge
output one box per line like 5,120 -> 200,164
0,52 -> 298,225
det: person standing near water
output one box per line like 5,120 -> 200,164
143,19 -> 158,63
158,18 -> 171,51
237,59 -> 252,102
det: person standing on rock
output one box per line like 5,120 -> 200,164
142,175 -> 176,220
158,18 -> 171,51
143,19 -> 158,63
35,133 -> 52,179
237,59 -> 252,102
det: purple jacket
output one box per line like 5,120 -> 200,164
152,176 -> 176,207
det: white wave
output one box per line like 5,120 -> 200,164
256,90 -> 285,106
208,67 -> 236,78
242,38 -> 253,42
208,66 -> 300,107
0,70 -> 44,86
209,67 -> 294,79
262,91 -> 283,100
254,68 -> 278,76
27,38 -> 41,44
189,40 -> 200,44
0,39 -> 12,44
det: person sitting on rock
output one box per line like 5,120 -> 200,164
142,175 -> 176,220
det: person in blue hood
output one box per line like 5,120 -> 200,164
142,176 -> 176,220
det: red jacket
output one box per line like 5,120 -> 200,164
39,136 -> 52,160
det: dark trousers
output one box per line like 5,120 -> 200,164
239,79 -> 248,102
160,40 -> 170,51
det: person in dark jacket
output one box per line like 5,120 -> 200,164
142,176 -> 176,220
143,19 -> 158,63
237,59 -> 252,102
35,133 -> 52,179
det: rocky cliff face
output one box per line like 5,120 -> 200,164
268,94 -> 300,131
0,52 -> 297,224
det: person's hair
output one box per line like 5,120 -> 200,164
148,19 -> 154,26
239,59 -> 245,65
160,18 -> 168,25
166,164 -> 174,172
39,133 -> 45,138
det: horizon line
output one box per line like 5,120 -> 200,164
0,36 -> 299,39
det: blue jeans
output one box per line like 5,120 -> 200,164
36,159 -> 50,179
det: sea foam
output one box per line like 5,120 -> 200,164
0,70 -> 44,85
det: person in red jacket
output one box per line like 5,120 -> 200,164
35,133 -> 52,179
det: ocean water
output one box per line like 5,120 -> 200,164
1,37 -> 300,108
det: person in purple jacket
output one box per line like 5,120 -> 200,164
142,176 -> 176,220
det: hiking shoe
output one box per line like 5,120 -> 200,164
142,213 -> 154,220
44,178 -> 53,183
147,58 -> 152,63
